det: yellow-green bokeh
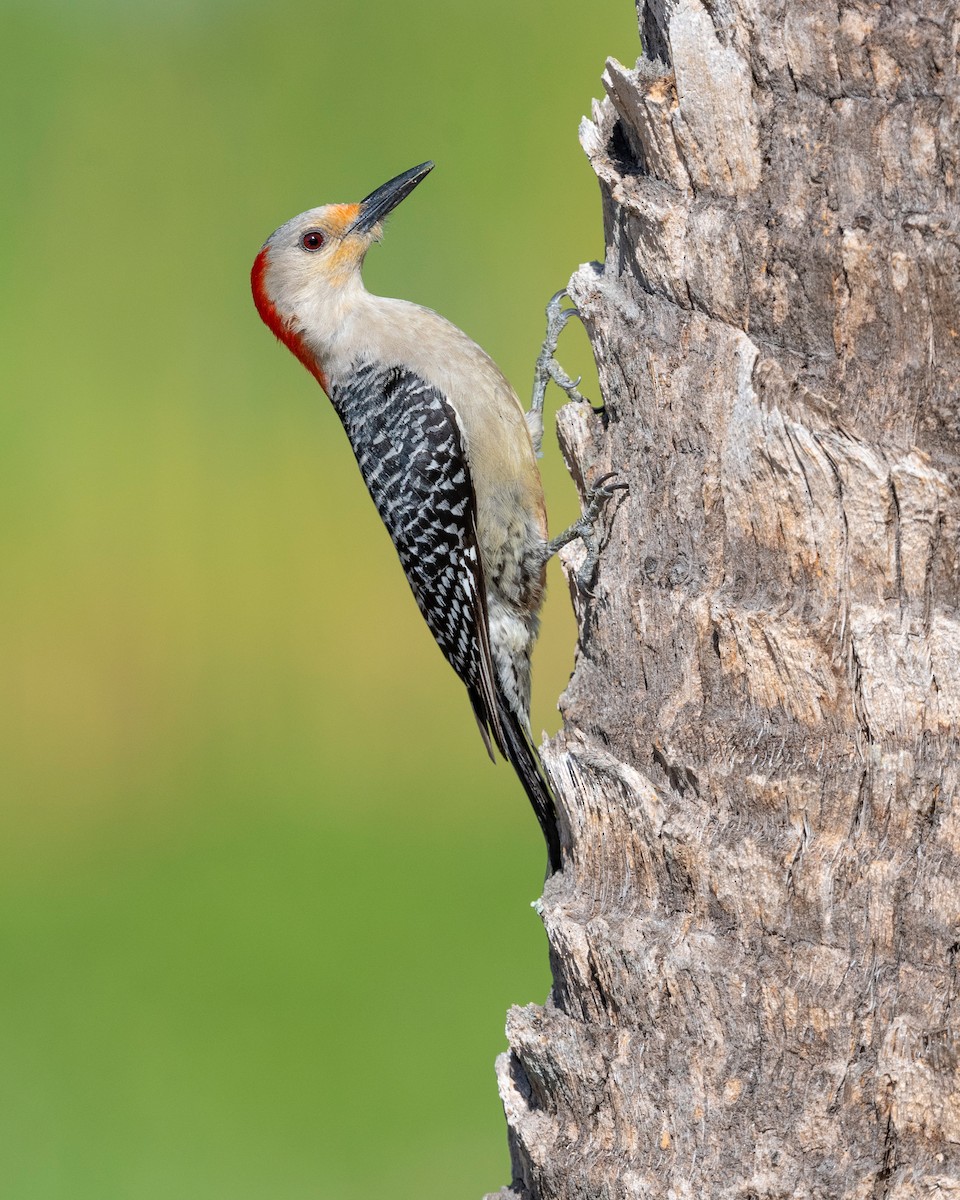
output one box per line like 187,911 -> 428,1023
1,2 -> 636,1196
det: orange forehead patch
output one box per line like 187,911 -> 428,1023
324,202 -> 360,234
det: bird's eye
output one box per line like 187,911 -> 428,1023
300,231 -> 325,251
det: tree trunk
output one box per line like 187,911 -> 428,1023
487,2 -> 960,1197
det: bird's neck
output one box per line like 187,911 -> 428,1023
298,276 -> 368,366
252,252 -> 371,395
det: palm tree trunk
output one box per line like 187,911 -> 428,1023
488,1 -> 960,1196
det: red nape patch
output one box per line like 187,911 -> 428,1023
250,248 -> 329,394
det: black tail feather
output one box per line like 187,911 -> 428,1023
467,682 -> 562,873
496,704 -> 563,875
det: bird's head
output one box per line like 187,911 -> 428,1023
251,162 -> 434,369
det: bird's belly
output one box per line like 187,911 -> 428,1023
478,501 -> 546,615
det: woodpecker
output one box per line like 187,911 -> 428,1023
252,162 -> 619,873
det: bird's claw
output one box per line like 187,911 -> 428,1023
527,289 -> 597,455
529,291 -> 622,587
546,472 -> 629,591
546,288 -> 579,332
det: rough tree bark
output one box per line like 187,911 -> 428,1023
487,2 -> 960,1197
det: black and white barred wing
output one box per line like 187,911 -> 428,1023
330,361 -> 502,747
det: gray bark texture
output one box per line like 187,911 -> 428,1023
487,2 -> 960,1197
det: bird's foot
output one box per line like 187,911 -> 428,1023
545,472 -> 629,590
527,290 -> 600,457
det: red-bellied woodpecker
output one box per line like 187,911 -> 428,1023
251,161 -> 622,874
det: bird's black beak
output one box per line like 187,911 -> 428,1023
350,161 -> 434,234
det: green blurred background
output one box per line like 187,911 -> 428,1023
1,1 -> 635,1195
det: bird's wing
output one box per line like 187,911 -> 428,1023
330,360 -> 503,752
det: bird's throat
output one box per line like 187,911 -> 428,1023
251,249 -> 329,394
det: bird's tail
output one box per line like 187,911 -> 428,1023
495,699 -> 562,875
